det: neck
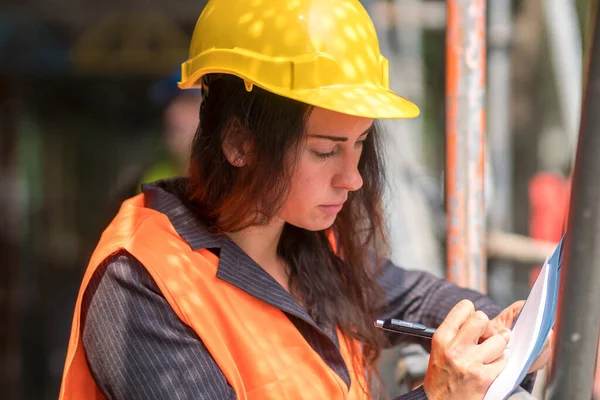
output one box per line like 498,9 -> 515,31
225,219 -> 289,290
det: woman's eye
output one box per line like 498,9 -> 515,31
313,150 -> 336,159
313,141 -> 364,159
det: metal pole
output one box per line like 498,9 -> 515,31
488,0 -> 512,234
369,0 -> 444,278
487,0 -> 514,307
542,0 -> 583,158
547,1 -> 600,398
393,0 -> 424,158
445,0 -> 487,291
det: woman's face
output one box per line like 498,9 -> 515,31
277,107 -> 373,231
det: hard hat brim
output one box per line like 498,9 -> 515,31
283,84 -> 421,119
181,74 -> 420,119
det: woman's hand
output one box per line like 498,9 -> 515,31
423,300 -> 512,400
481,300 -> 554,374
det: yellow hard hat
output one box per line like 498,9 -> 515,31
179,0 -> 420,119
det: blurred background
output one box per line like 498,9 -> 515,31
0,0 -> 596,398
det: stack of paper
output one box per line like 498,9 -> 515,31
484,236 -> 564,400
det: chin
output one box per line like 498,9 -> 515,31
287,217 -> 336,232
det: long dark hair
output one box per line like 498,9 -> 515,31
188,74 -> 388,394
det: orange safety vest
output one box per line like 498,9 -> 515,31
59,194 -> 369,400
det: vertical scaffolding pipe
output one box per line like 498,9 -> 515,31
393,0 -> 425,159
547,1 -> 600,398
542,0 -> 583,157
445,0 -> 487,291
487,0 -> 514,307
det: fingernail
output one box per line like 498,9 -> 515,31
502,329 -> 512,342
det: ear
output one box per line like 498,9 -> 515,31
222,118 -> 252,167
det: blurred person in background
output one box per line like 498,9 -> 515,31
141,69 -> 202,187
58,1 -> 552,399
106,71 -> 202,207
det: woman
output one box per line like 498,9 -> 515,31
59,0 -> 552,399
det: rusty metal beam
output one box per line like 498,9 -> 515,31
445,0 -> 487,291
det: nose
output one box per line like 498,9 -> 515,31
332,152 -> 363,192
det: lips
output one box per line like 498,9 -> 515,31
318,203 -> 344,215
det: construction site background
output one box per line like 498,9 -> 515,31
0,0 -> 596,398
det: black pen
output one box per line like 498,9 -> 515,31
374,318 -> 436,339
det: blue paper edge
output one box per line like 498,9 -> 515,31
503,234 -> 565,399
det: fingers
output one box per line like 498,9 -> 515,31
454,310 -> 490,346
475,330 -> 512,364
481,354 -> 510,384
509,300 -> 526,314
502,300 -> 526,329
480,319 -> 505,342
435,299 -> 475,343
528,329 -> 555,373
481,300 -> 526,341
425,301 -> 512,399
465,353 -> 510,393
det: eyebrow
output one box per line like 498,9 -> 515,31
308,125 -> 373,142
